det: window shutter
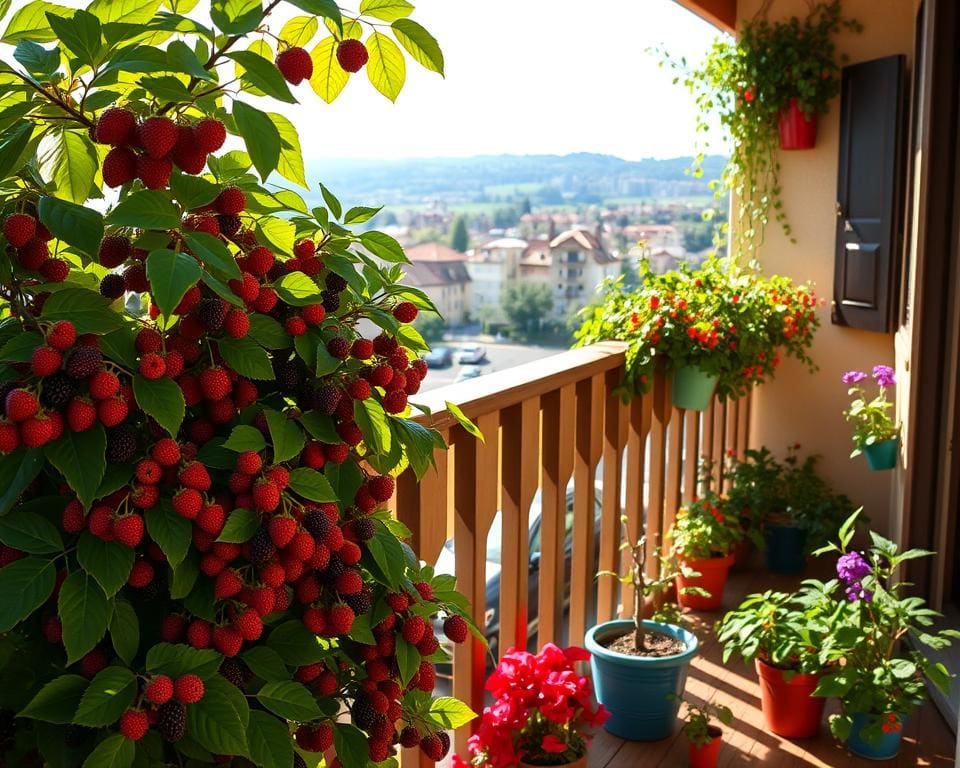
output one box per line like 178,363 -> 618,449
832,55 -> 907,332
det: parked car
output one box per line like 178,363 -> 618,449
456,344 -> 486,364
424,347 -> 454,368
454,365 -> 484,383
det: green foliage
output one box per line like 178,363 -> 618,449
449,215 -> 468,252
501,281 -> 553,338
682,699 -> 733,747
669,492 -> 743,561
841,368 -> 899,455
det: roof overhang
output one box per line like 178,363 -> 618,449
672,0 -> 736,33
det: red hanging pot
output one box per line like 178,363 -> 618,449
778,98 -> 818,150
688,727 -> 722,768
755,659 -> 826,738
676,554 -> 734,611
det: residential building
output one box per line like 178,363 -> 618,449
466,237 -> 526,317
403,243 -> 472,325
548,228 -> 619,320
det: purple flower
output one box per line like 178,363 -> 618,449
837,551 -> 871,584
872,365 -> 896,388
845,583 -> 873,602
842,371 -> 867,385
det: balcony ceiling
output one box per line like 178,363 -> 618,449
672,0 -> 736,33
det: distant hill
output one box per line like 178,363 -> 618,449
303,153 -> 727,207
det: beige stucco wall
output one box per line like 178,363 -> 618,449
737,0 -> 915,534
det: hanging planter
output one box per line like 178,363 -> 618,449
671,366 -> 718,411
842,366 -> 899,471
779,98 -> 818,149
863,438 -> 898,471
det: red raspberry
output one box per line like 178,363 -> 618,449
303,304 -> 326,326
186,619 -> 212,649
98,234 -> 132,268
413,581 -> 434,601
87,505 -> 114,539
163,350 -> 184,379
19,415 -> 54,448
275,46 -> 313,84
348,338 -> 372,360
337,39 -> 369,73
215,186 -> 246,215
235,451 -> 262,476
5,389 -> 38,423
102,146 -> 137,188
30,346 -> 62,378
419,733 -> 447,760
214,569 -> 243,599
252,286 -> 278,313
78,648 -> 108,678
151,437 -> 180,466
61,500 -> 85,533
392,301 -> 418,323
222,309 -> 250,339
179,461 -> 211,491
98,396 -> 129,427
325,443 -> 349,464
43,616 -> 63,644
139,116 -> 178,159
136,155 -> 173,190
245,246 -> 274,277
128,560 -> 154,587
265,465 -> 289,488
229,272 -> 260,303
199,367 -> 232,401
244,586 -> 277,617
285,316 -> 307,336
268,516 -> 297,548
382,390 -> 407,414
0,420 -> 18,454
388,348 -> 409,371
345,379 -> 371,401
144,675 -> 174,705
253,480 -> 282,513
443,615 -> 468,644
174,674 -> 205,704
39,257 -> 69,282
334,569 -> 363,595
259,562 -> 286,589
45,320 -> 76,351
300,256 -> 322,276
160,614 -> 186,642
401,616 -> 427,644
171,125 -> 206,174
119,709 -> 149,741
326,603 -> 355,635
339,540 -> 361,566
113,514 -> 144,547
194,118 -> 226,154
3,213 -> 37,248
293,239 -> 315,258
172,488 -> 203,519
196,502 -> 226,536
324,336 -> 349,360
368,364 -> 394,388
135,328 -> 163,355
94,108 -> 137,146
17,238 -> 48,270
367,475 -> 395,503
416,662 -> 437,693
400,726 -> 421,749
212,625 -> 244,657
139,352 -> 166,380
286,531 -> 315,561
301,442 -> 326,470
89,370 -> 120,400
233,608 -> 263,641
174,283 -> 203,313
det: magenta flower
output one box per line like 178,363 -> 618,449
837,551 -> 871,583
872,365 -> 896,388
842,370 -> 867,385
541,735 -> 568,753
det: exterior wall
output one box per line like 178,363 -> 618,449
464,261 -> 503,312
738,0 -> 914,534
419,281 -> 472,325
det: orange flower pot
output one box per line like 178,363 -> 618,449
688,727 -> 722,768
756,659 -> 825,738
676,554 -> 734,611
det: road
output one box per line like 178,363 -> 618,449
418,341 -> 567,391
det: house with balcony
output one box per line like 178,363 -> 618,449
466,237 -> 527,319
548,228 -> 620,321
402,243 -> 473,325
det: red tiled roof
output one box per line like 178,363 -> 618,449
406,242 -> 467,263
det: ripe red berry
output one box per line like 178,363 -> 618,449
139,352 -> 166,380
186,619 -> 212,649
275,46 -> 314,85
414,581 -> 434,601
174,674 -> 205,704
20,415 -> 54,448
285,316 -> 307,336
94,108 -> 137,147
128,559 -> 154,587
179,461 -> 212,491
119,709 -> 150,741
215,186 -> 246,215
382,389 -> 407,414
196,503 -> 226,536
268,516 -> 297,548
245,246 -> 274,277
30,346 -> 62,378
194,118 -> 226,154
144,675 -> 174,705
113,514 -> 145,547
327,603 -> 355,635
233,608 -> 263,641
98,396 -> 129,427
45,320 -> 77,352
171,125 -> 206,174
252,286 -> 278,313
3,213 -> 36,248
5,389 -> 38,423
336,39 -> 369,73
392,301 -> 418,323
151,437 -> 180,466
172,488 -> 203,519
222,309 -> 250,339
213,624 -> 244,657
199,366 -> 232,401
420,733 -> 447,760
253,479 -> 282,513
88,370 -> 120,400
327,337 -> 350,360
214,569 -> 244,599
235,450 -> 262,476
303,304 -> 326,327
39,257 -> 69,282
367,475 -> 395,503
102,146 -> 138,188
401,615 -> 427,644
136,155 -> 173,190
443,614 -> 469,644
334,569 -> 363,595
139,116 -> 178,159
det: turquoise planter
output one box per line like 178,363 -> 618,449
585,620 -> 698,741
671,366 -> 717,412
863,439 -> 898,471
764,522 -> 807,574
846,713 -> 905,760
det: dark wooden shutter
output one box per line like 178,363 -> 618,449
832,55 -> 907,332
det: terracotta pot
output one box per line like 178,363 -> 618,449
676,554 -> 734,611
521,751 -> 588,768
778,98 -> 818,149
688,726 -> 722,768
755,659 -> 825,738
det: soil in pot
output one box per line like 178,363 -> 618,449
602,629 -> 687,658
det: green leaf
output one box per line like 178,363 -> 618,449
256,680 -> 321,721
0,332 -> 41,363
107,190 -> 180,229
0,448 -> 44,516
58,571 -> 110,664
248,314 -> 291,349
82,733 -> 134,768
216,509 -> 259,544
99,43 -> 168,75
391,19 -> 443,75
0,123 -> 36,182
229,50 -> 297,103
344,205 -> 382,225
333,724 -> 369,768
242,646 -> 290,682
45,425 -> 107,508
166,39 -> 214,80
73,666 -> 137,727
365,521 -> 406,587
274,271 -> 322,306
145,643 -> 222,679
223,425 -> 266,452
365,31 -> 405,102
265,409 -> 305,463
170,173 -> 220,209
270,112 -> 307,188
41,288 -> 123,335
266,620 -> 327,665
232,101 -> 281,182
360,0 -> 413,21
319,183 -> 342,220
46,10 -> 102,67
427,697 -> 476,729
41,129 -> 98,205
287,467 -> 337,502
109,598 -> 139,665
145,503 -> 192,567
2,1 -> 70,43
186,678 -> 249,756
140,75 -> 195,103
182,232 -> 242,280
286,0 -> 341,30
445,401 -> 483,442
395,636 -> 420,685
99,327 -> 138,369
0,508 -> 63,554
247,710 -> 293,768
14,39 -> 61,76
89,0 -> 162,24
309,36 -> 349,104
279,15 -> 317,46
217,336 -> 274,380
210,0 -> 263,34
299,411 -> 339,443
133,375 -> 185,437
355,398 -> 391,454
254,216 -> 296,256
0,557 -> 56,631
359,230 -> 407,263
146,249 -> 201,317
19,675 -> 87,724
77,533 -> 134,597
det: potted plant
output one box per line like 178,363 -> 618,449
682,699 -> 733,768
841,366 -> 899,470
454,644 -> 608,768
670,492 -> 743,610
716,585 -> 836,738
575,258 -> 820,411
723,448 -> 780,567
586,527 -> 699,741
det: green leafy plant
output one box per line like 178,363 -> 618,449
575,257 -> 819,401
669,492 -> 743,561
682,698 -> 732,747
813,511 -> 959,745
657,2 -> 859,254
0,1 -> 481,766
723,447 -> 782,546
841,366 -> 898,456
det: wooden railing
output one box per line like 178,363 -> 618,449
391,342 -> 750,762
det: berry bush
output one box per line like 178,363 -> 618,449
0,1 -> 477,766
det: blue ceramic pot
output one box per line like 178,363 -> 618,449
863,439 -> 898,471
846,712 -> 905,760
764,522 -> 807,574
585,620 -> 698,741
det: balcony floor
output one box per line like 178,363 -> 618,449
587,566 -> 957,768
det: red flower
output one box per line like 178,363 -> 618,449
649,295 -> 660,310
541,735 -> 567,753
744,88 -> 754,102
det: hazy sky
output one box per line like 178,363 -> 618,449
281,0 -> 725,161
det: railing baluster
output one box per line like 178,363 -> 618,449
621,393 -> 651,618
711,398 -> 726,492
664,405 -> 684,541
701,401 -> 716,496
539,384 -> 576,646
395,445 -> 449,567
737,391 -> 751,457
683,409 -> 700,502
645,371 -> 671,580
598,371 -> 627,624
723,400 -> 738,493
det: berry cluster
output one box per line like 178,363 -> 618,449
2,212 -> 69,284
118,674 -> 205,742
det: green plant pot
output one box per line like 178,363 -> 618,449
671,366 -> 717,412
862,439 -> 898,471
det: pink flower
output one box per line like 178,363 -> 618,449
541,735 -> 568,753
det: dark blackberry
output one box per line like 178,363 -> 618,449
65,346 -> 103,379
195,298 -> 226,331
305,383 -> 341,416
372,334 -> 398,356
352,695 -> 379,730
106,425 -> 138,464
325,272 -> 347,292
294,754 -> 308,768
351,518 -> 375,542
99,273 -> 126,300
63,723 -> 92,747
322,553 -> 346,585
219,657 -> 246,689
346,587 -> 373,615
249,526 -> 276,567
266,263 -> 285,282
321,289 -> 340,313
437,731 -> 451,757
326,337 -> 350,360
273,358 -> 303,393
156,700 -> 187,742
303,510 -> 331,538
217,214 -> 241,237
39,373 -> 76,409
141,572 -> 167,601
